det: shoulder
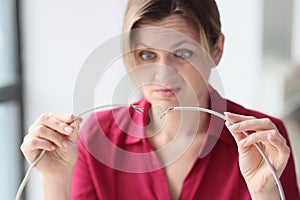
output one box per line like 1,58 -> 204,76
226,99 -> 288,138
209,87 -> 288,137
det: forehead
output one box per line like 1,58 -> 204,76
133,15 -> 201,50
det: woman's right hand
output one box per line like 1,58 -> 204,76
20,112 -> 82,180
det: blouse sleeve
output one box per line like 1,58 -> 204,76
274,118 -> 300,199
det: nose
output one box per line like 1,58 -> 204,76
154,64 -> 171,82
155,51 -> 173,67
154,52 -> 177,82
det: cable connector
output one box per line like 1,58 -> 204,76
157,107 -> 174,119
130,104 -> 144,113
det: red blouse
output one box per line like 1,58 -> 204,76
71,89 -> 300,200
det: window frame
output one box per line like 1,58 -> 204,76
0,0 -> 25,198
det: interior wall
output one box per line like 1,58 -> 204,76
20,1 -> 126,199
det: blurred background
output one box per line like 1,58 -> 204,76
0,0 -> 299,199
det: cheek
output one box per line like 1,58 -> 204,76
188,51 -> 213,81
139,86 -> 154,101
140,85 -> 151,94
180,62 -> 208,80
178,66 -> 208,90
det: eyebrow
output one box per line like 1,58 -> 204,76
134,40 -> 197,50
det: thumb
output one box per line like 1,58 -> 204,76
225,121 -> 249,154
69,117 -> 83,143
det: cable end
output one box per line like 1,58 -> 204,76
130,104 -> 144,113
157,107 -> 174,119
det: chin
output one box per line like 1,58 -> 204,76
147,97 -> 180,109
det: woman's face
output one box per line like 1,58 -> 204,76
132,15 -> 214,108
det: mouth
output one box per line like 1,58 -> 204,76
154,87 -> 180,98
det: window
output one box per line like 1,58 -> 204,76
0,0 -> 24,199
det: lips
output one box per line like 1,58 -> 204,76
154,87 -> 180,98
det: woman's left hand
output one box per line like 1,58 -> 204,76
225,112 -> 290,200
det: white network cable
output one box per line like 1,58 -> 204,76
159,106 -> 285,200
16,105 -> 286,200
15,104 -> 140,200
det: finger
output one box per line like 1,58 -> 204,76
237,130 -> 275,147
36,114 -> 74,135
21,137 -> 56,164
243,130 -> 290,152
268,133 -> 290,176
27,137 -> 56,152
224,112 -> 255,123
66,117 -> 82,143
225,121 -> 250,147
49,112 -> 76,127
21,136 -> 55,154
49,112 -> 74,123
33,125 -> 70,148
268,132 -> 290,157
225,121 -> 253,155
227,118 -> 277,133
69,117 -> 83,129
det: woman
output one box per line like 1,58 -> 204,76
21,0 -> 300,199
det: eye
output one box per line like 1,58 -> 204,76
174,49 -> 193,59
139,51 -> 156,61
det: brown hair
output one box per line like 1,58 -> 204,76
122,0 -> 222,70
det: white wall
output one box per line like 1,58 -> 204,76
20,1 -> 127,199
292,0 -> 300,63
20,1 -> 297,199
215,0 -> 263,109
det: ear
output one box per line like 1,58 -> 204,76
211,34 -> 225,66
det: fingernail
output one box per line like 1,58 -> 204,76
238,138 -> 247,147
224,112 -> 233,118
62,141 -> 69,148
230,123 -> 240,131
64,126 -> 73,134
77,117 -> 83,124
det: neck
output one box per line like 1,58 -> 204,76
146,95 -> 210,145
